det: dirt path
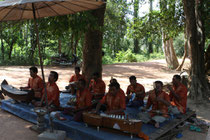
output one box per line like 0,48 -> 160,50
0,59 -> 184,92
0,59 -> 209,140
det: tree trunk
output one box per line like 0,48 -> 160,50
30,23 -> 36,63
148,42 -> 153,54
82,4 -> 106,82
133,0 -> 139,53
70,33 -> 74,56
163,34 -> 179,69
58,39 -> 61,55
74,32 -> 81,55
176,40 -> 188,71
0,37 -> 4,61
8,39 -> 16,60
148,0 -> 153,54
134,39 -> 139,54
183,0 -> 210,100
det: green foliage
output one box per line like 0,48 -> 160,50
115,49 -> 137,63
102,55 -> 113,64
202,0 -> 210,40
0,0 -> 208,67
110,49 -> 164,63
149,52 -> 165,59
173,32 -> 185,57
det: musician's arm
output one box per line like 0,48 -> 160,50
106,109 -> 124,114
33,87 -> 43,92
48,100 -> 53,106
167,85 -> 180,101
20,86 -> 30,90
95,102 -> 102,113
135,90 -> 145,98
39,94 -> 45,106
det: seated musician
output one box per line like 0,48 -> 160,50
167,75 -> 188,114
110,77 -> 125,95
141,81 -> 170,128
89,72 -> 106,100
63,79 -> 92,121
76,79 -> 93,110
36,71 -> 60,111
68,66 -> 84,94
20,66 -> 43,100
126,76 -> 145,107
94,82 -> 126,115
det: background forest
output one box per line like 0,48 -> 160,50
0,0 -> 209,68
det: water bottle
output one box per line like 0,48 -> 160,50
130,93 -> 136,101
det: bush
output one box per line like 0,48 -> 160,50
149,52 -> 165,59
135,54 -> 148,62
115,49 -> 137,63
102,55 -> 114,64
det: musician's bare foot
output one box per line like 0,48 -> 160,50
155,122 -> 160,128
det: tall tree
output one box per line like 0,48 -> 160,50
148,0 -> 153,54
82,3 -> 107,82
133,0 -> 140,53
160,0 -> 179,69
183,0 -> 210,100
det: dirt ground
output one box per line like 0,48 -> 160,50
0,59 -> 209,140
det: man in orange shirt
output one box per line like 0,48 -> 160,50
141,81 -> 170,128
20,66 -> 43,100
95,82 -> 126,115
37,71 -> 60,111
126,76 -> 145,107
110,78 -> 124,94
64,79 -> 93,121
89,72 -> 106,100
68,67 -> 84,94
76,79 -> 92,110
167,75 -> 188,114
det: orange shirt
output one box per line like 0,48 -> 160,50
76,88 -> 92,109
100,89 -> 126,115
43,82 -> 60,107
89,79 -> 106,98
169,83 -> 188,114
69,74 -> 84,83
146,90 -> 170,117
28,75 -> 43,98
126,83 -> 145,101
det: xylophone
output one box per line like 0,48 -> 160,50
1,80 -> 34,103
83,112 -> 142,137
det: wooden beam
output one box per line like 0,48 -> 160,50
149,110 -> 195,140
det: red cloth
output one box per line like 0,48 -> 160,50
126,83 -> 145,101
69,74 -> 84,82
76,88 -> 92,109
89,78 -> 106,98
146,90 -> 170,117
100,89 -> 126,115
43,82 -> 60,107
28,75 -> 43,98
169,83 -> 188,113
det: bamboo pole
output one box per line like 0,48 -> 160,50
32,3 -> 53,132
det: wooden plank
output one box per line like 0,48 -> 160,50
206,127 -> 210,140
149,110 -> 195,140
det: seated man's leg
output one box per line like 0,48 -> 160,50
151,115 -> 167,128
168,106 -> 180,115
70,85 -> 76,94
127,100 -> 144,108
137,112 -> 151,123
49,104 -> 60,112
74,111 -> 83,122
152,115 -> 166,123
